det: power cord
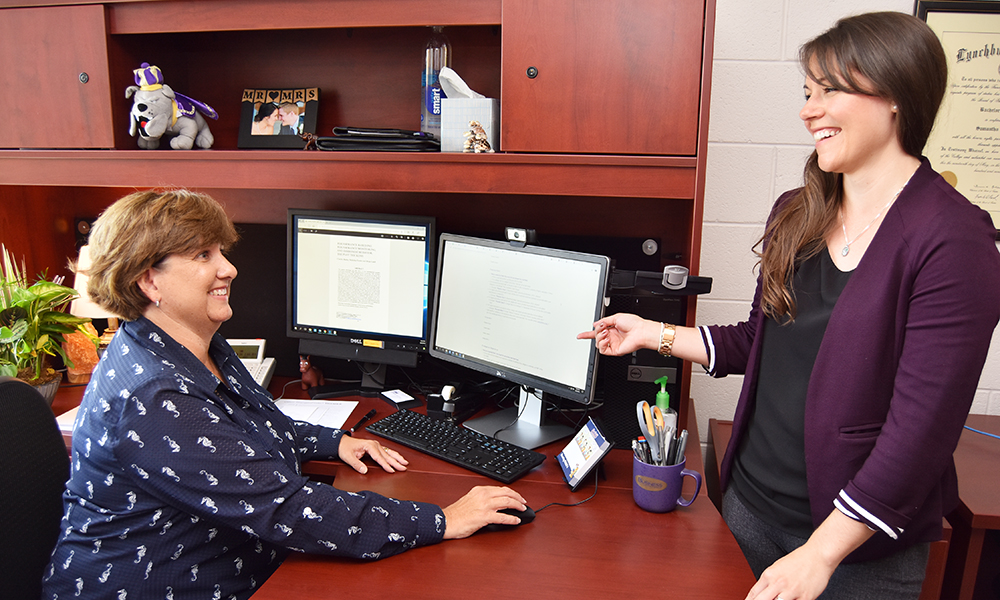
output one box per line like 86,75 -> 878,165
491,385 -> 531,439
964,425 -> 1000,440
272,378 -> 303,401
548,401 -> 596,432
534,468 -> 600,513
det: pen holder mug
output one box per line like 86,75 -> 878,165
632,455 -> 702,513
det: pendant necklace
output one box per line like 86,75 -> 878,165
839,186 -> 904,257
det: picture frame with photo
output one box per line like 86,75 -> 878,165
238,88 -> 319,149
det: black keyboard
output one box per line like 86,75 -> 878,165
366,410 -> 546,484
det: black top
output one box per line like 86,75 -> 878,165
730,248 -> 852,537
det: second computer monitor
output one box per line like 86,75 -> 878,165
429,233 -> 610,448
287,209 -> 435,396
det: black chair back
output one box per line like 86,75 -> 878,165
0,376 -> 70,599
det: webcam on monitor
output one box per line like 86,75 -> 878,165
504,226 -> 537,247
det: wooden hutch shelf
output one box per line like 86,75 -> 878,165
0,150 -> 698,198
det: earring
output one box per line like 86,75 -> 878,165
155,299 -> 160,308
892,104 -> 898,112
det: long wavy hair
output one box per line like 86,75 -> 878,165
755,12 -> 947,320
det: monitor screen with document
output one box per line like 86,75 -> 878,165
429,233 -> 609,448
287,209 -> 435,396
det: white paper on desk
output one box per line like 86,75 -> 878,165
56,405 -> 81,435
275,399 -> 358,430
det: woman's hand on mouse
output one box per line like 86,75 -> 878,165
442,486 -> 526,539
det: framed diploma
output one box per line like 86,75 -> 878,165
917,1 -> 1000,235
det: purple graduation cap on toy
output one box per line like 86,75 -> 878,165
133,62 -> 219,122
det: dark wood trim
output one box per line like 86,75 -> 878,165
0,150 -> 699,198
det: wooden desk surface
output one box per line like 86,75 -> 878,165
943,413 -> 1000,600
255,470 -> 752,599
951,414 -> 1000,529
256,391 -> 754,598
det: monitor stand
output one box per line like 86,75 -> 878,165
308,362 -> 386,399
463,387 -> 573,450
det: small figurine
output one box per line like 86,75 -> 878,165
462,120 -> 494,153
126,62 -> 218,150
300,132 -> 320,151
299,355 -> 325,390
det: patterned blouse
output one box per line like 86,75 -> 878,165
43,317 -> 445,600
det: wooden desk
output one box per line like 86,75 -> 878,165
257,407 -> 754,599
255,469 -> 751,599
942,414 -> 1000,600
53,379 -> 756,597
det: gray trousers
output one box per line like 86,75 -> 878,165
722,487 -> 929,600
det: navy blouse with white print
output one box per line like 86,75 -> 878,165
43,317 -> 445,600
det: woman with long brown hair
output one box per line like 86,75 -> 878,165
581,12 -> 1000,599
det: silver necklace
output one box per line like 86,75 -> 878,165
839,186 -> 903,257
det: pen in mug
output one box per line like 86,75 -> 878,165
636,436 -> 651,464
673,429 -> 688,465
666,430 -> 677,465
663,424 -> 675,466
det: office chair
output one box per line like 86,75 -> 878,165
0,376 -> 70,599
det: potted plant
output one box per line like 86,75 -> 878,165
0,244 -> 95,404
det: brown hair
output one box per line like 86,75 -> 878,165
84,189 -> 238,321
757,11 -> 947,320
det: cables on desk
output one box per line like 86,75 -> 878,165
272,378 -> 303,401
964,425 -> 1000,441
534,469 -> 600,514
490,385 -> 531,439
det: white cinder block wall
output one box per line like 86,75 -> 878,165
694,0 -> 1000,447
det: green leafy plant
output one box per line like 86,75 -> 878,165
0,244 -> 93,383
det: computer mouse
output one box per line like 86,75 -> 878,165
484,506 -> 535,532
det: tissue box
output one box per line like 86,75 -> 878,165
440,98 -> 499,152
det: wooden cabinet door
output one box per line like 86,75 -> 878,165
0,5 -> 113,149
501,0 -> 705,155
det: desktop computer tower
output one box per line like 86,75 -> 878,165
595,290 -> 684,448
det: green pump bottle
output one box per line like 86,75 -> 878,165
654,375 -> 677,430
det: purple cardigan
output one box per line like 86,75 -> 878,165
710,159 -> 1000,562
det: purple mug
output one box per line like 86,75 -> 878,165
632,455 -> 702,513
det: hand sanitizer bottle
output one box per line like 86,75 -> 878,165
654,376 -> 677,431
421,26 -> 451,139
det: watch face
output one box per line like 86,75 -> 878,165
231,345 -> 259,359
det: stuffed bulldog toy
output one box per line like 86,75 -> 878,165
126,63 -> 218,149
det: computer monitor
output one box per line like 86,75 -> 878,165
429,233 -> 610,449
286,209 -> 435,397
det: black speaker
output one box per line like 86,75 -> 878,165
216,223 -> 301,377
594,290 -> 684,448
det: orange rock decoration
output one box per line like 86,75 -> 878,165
63,322 -> 100,384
